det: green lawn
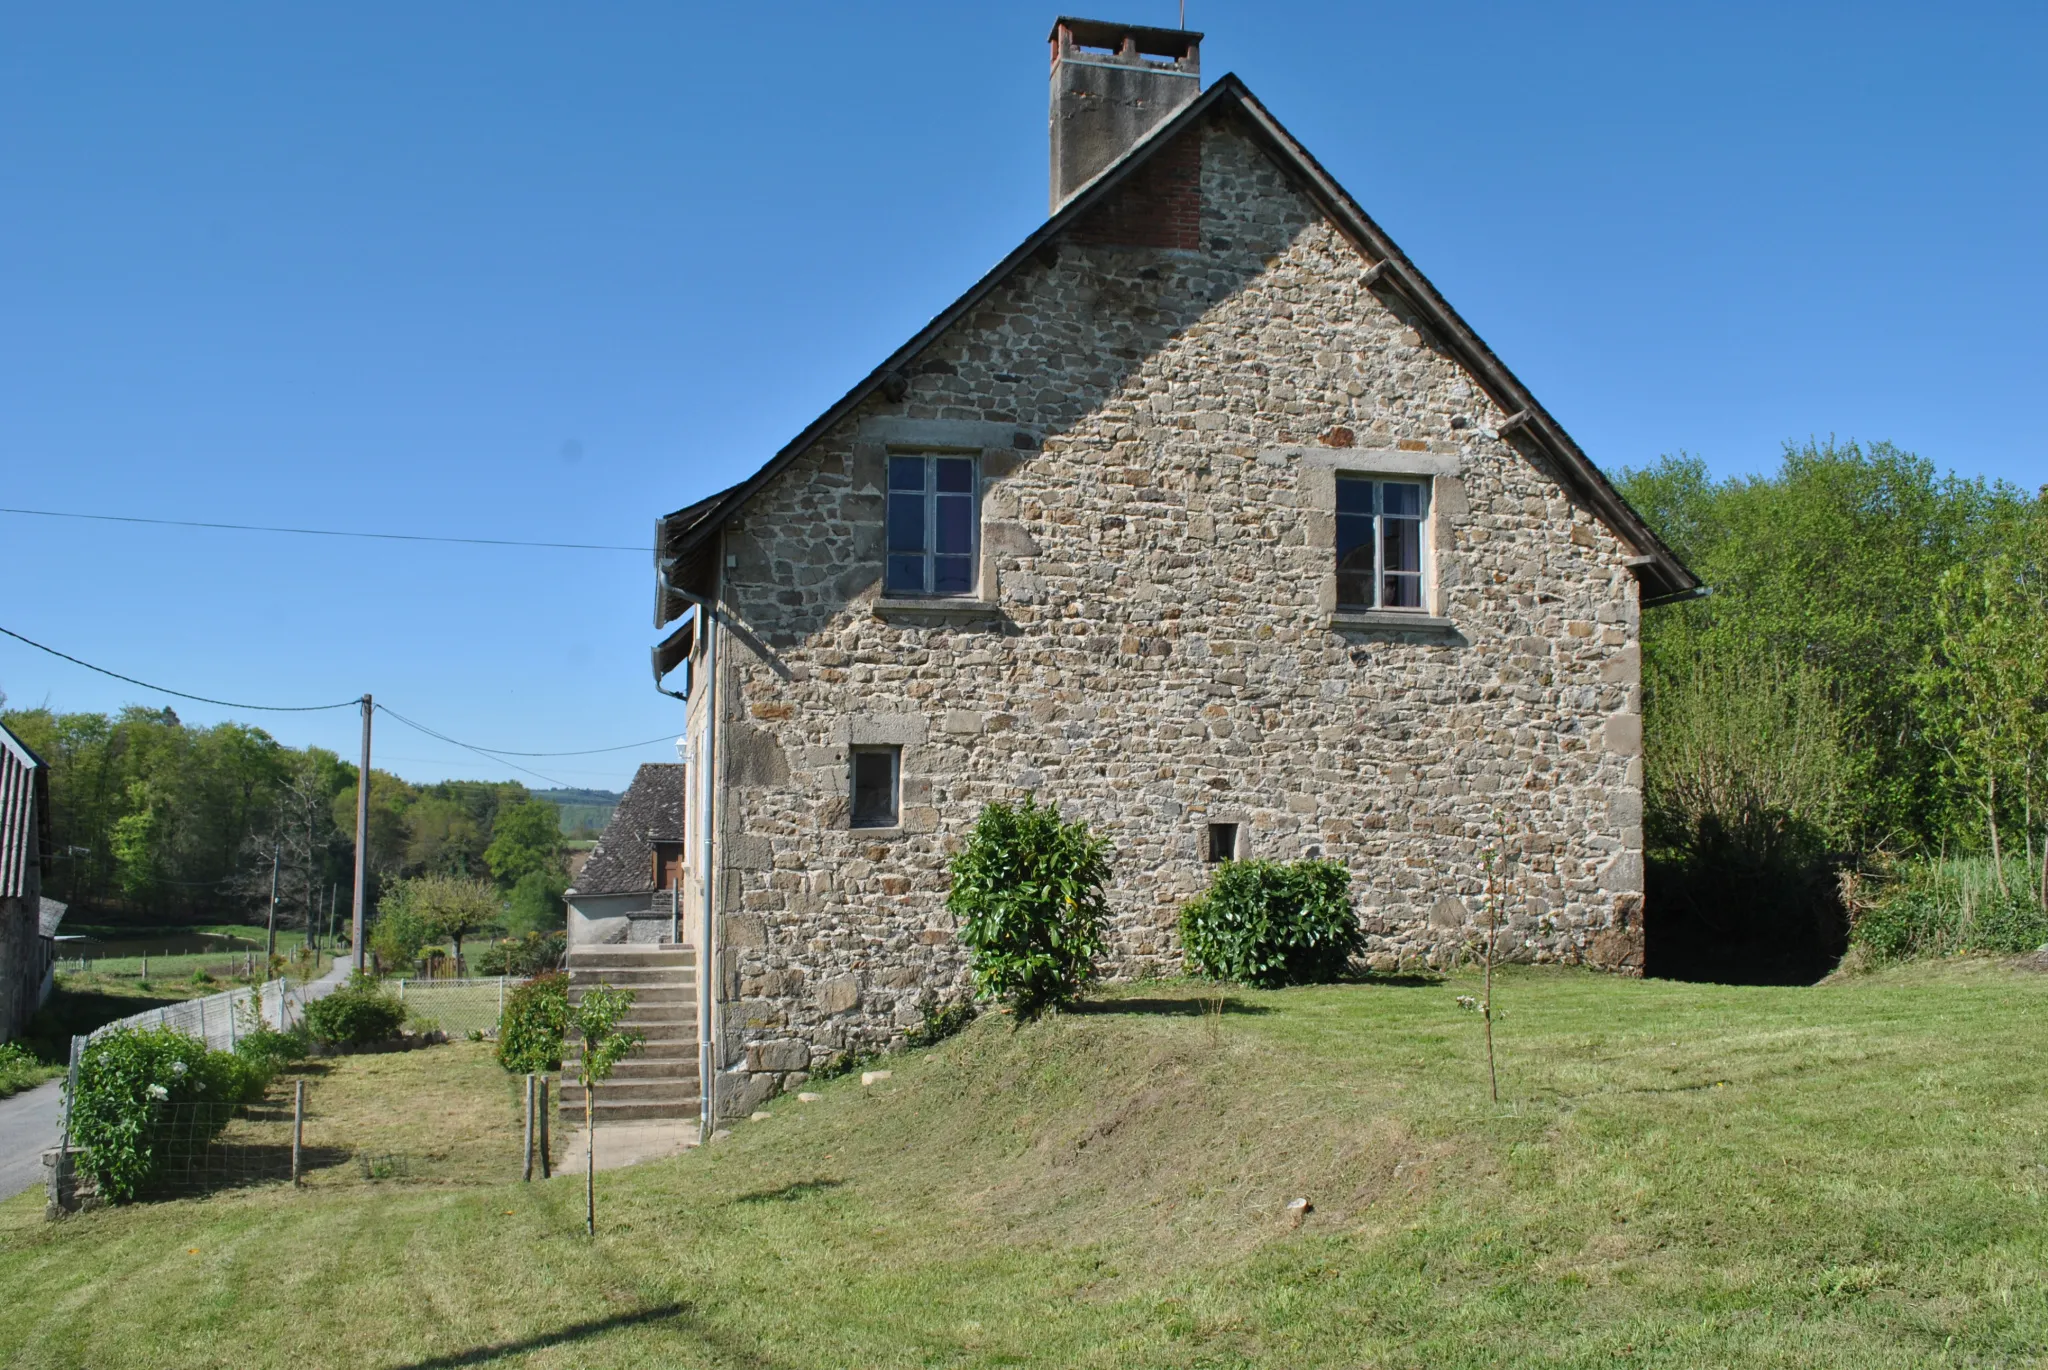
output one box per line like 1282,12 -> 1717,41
2,960 -> 2045,1368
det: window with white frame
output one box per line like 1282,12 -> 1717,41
886,453 -> 977,596
1336,476 -> 1428,610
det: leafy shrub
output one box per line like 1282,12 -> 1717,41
1851,890 -> 1947,962
233,1025 -> 309,1074
1965,893 -> 2048,955
70,1028 -> 261,1203
1179,859 -> 1361,987
1852,861 -> 2048,962
369,895 -> 432,972
303,974 -> 408,1048
0,1042 -> 51,1099
948,798 -> 1111,1019
473,931 -> 566,977
497,971 -> 568,1073
808,1046 -> 879,1082
905,998 -> 977,1049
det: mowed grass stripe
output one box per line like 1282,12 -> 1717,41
1,961 -> 2044,1368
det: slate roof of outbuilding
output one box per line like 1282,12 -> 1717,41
568,763 -> 686,897
655,73 -> 1700,627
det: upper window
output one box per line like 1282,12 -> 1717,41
1336,477 -> 1427,610
887,454 -> 977,596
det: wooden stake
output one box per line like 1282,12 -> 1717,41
291,1081 -> 305,1187
522,1074 -> 535,1182
537,1077 -> 551,1179
584,1077 -> 596,1236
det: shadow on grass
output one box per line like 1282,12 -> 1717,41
386,1304 -> 718,1369
733,1177 -> 844,1204
1067,997 -> 1272,1017
1341,971 -> 1446,988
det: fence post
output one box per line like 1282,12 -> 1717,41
499,976 -> 506,1022
292,1081 -> 305,1187
523,1074 -> 536,1182
537,1076 -> 551,1179
398,979 -> 406,1004
62,1035 -> 84,1154
281,975 -> 291,1030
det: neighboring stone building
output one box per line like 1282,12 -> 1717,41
650,18 -> 1699,1117
565,763 -> 687,945
0,722 -> 53,1043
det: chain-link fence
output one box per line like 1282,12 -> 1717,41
390,977 -> 522,1039
83,973 -> 334,1052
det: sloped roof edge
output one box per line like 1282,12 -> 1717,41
656,74 -> 1698,622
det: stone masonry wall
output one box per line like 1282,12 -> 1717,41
701,114 -> 1644,1114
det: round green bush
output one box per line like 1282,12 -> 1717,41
1179,859 -> 1362,987
1966,892 -> 2048,955
497,970 -> 569,1073
303,974 -> 408,1048
948,798 -> 1111,1019
1852,890 -> 1948,961
71,1027 -> 260,1203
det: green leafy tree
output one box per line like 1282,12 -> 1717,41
1915,554 -> 2048,900
947,798 -> 1111,1019
485,799 -> 567,887
504,870 -> 569,938
395,874 -> 503,970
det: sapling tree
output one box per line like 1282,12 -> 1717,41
1458,817 -> 1522,1103
570,983 -> 640,1235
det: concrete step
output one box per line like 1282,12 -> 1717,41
563,967 -> 696,988
559,1077 -> 700,1103
567,947 -> 695,970
586,1056 -> 699,1082
573,1099 -> 701,1123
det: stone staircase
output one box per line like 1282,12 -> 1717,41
560,945 -> 700,1124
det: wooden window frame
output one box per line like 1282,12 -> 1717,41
1335,475 -> 1431,613
850,746 -> 902,829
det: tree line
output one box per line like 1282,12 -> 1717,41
1616,440 -> 2048,977
1,705 -> 573,937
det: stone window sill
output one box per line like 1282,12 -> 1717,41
1330,609 -> 1457,635
873,596 -> 1001,620
849,824 -> 904,838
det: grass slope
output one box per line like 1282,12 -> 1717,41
2,962 -> 2045,1368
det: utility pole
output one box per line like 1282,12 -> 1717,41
351,694 -> 373,974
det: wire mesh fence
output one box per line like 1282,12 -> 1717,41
82,973 -> 336,1052
51,1069 -> 567,1208
391,977 -> 521,1039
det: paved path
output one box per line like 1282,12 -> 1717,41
0,957 -> 357,1203
0,1080 -> 63,1202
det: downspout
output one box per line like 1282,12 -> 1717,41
656,564 -> 721,1145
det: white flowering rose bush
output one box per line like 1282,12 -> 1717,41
71,1027 -> 264,1203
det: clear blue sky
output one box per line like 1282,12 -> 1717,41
3,2 -> 2041,789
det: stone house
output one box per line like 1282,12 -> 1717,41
650,18 -> 1699,1118
565,762 -> 687,945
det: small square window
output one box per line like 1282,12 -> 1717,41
1206,823 -> 1238,864
850,747 -> 901,828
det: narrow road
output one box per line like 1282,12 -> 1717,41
0,956 -> 357,1202
0,1080 -> 63,1202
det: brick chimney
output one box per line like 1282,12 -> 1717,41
1049,17 -> 1202,214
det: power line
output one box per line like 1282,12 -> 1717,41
0,506 -> 651,553
0,625 -> 362,713
373,705 -> 571,788
1,623 -> 679,781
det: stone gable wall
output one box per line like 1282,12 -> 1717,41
700,117 -> 1644,1114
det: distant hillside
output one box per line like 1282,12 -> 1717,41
532,787 -> 621,836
